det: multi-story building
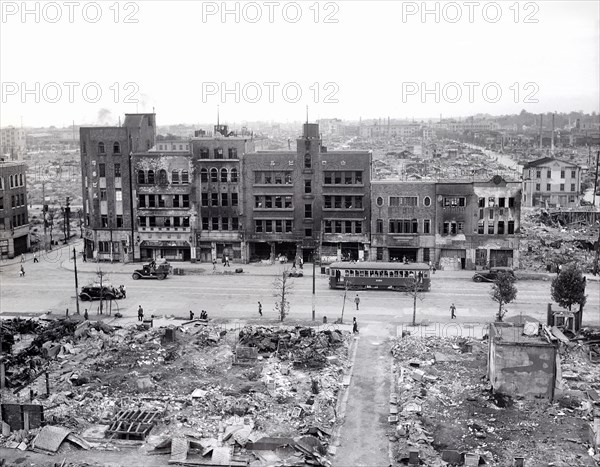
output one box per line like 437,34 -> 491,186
243,123 -> 371,263
521,157 -> 582,208
80,113 -> 156,261
436,176 -> 521,270
1,127 -> 27,160
370,182 -> 436,263
0,160 -> 29,258
193,126 -> 255,263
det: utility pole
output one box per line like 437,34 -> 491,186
42,181 -> 47,251
128,150 -> 136,262
65,197 -> 71,243
593,151 -> 599,208
73,247 -> 80,315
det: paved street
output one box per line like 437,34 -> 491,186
1,241 -> 599,327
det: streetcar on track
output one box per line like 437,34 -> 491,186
328,261 -> 431,291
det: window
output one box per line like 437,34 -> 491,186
264,173 -> 272,184
345,197 -> 353,209
101,215 -> 108,227
355,221 -> 362,233
201,168 -> 208,182
303,228 -> 311,238
478,220 -> 485,234
479,208 -> 484,219
173,217 -> 181,227
376,219 -> 383,233
265,196 -> 272,208
304,180 -> 312,194
275,220 -> 283,233
376,196 -> 384,207
285,220 -> 292,232
535,183 -> 541,191
113,142 -> 120,154
498,198 -> 506,208
211,193 -> 219,206
546,183 -> 551,191
355,197 -> 363,209
560,184 -> 565,191
274,173 -> 282,184
221,193 -> 228,206
148,195 -> 156,208
424,219 -> 431,234
255,196 -> 263,208
228,147 -> 238,159
324,172 -> 332,184
508,197 -> 515,208
212,217 -> 219,230
200,148 -> 209,159
99,163 -> 106,177
147,170 -> 155,184
284,196 -> 292,208
172,170 -> 180,184
231,168 -> 238,183
536,170 -> 541,178
489,209 -> 494,220
571,170 -> 576,178
159,169 -> 168,185
497,221 -> 505,235
345,173 -> 352,184
114,163 -> 121,178
139,195 -> 146,207
98,142 -> 105,154
221,168 -> 228,182
423,196 -> 431,207
231,193 -> 238,206
116,215 -> 123,227
305,204 -> 312,218
508,220 -> 515,234
202,217 -> 209,230
275,196 -> 282,208
488,222 -> 494,234
201,193 -> 208,207
560,170 -> 565,179
478,198 -> 485,208
324,196 -> 332,209
222,218 -> 229,230
100,189 -> 107,200
304,153 -> 311,168
115,189 -> 122,201
210,168 -> 218,182
214,148 -> 224,158
232,218 -> 239,230
82,142 -> 87,154
334,196 -> 342,209
547,170 -> 551,178
334,221 -> 342,233
265,220 -> 273,233
325,220 -> 332,233
391,196 -> 418,207
255,220 -> 263,233
457,222 -> 464,233
182,194 -> 189,208
355,172 -> 362,184
334,172 -> 342,184
570,183 -> 575,192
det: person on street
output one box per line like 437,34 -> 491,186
21,253 -> 25,263
189,310 -> 194,320
84,309 -> 89,321
120,285 -> 126,298
352,317 -> 358,334
213,259 -> 217,271
450,303 -> 457,319
299,257 -> 303,269
354,294 -> 360,310
258,301 -> 263,316
200,310 -> 208,319
20,265 -> 25,277
82,251 -> 87,262
225,255 -> 230,267
138,305 -> 144,322
33,252 -> 39,263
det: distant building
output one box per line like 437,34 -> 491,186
521,157 -> 582,208
0,159 -> 30,258
0,126 -> 27,160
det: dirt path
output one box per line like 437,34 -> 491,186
334,321 -> 391,467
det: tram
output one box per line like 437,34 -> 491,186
328,261 -> 431,291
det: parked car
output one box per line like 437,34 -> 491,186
472,267 -> 516,283
79,284 -> 124,301
288,268 -> 304,278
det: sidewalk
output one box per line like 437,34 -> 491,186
0,240 -> 81,268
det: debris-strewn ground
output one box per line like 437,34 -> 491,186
389,333 -> 600,466
1,317 -> 351,466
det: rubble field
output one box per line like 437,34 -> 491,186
388,332 -> 600,466
0,317 -> 352,466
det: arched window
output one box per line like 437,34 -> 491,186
158,169 -> 168,185
221,168 -> 228,182
113,142 -> 121,154
137,170 -> 145,184
19,174 -> 23,186
172,170 -> 180,184
304,152 -> 311,168
200,168 -> 208,182
98,142 -> 105,154
9,175 -> 14,188
181,170 -> 189,184
147,170 -> 155,184
231,168 -> 238,183
210,168 -> 218,182
376,219 -> 383,233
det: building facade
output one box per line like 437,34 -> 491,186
0,160 -> 30,258
521,157 -> 582,208
0,127 -> 27,160
80,113 -> 156,261
243,123 -> 371,263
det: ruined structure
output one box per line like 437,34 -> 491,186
522,157 -> 582,208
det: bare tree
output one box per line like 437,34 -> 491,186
405,272 -> 426,326
273,270 -> 293,322
46,207 -> 58,249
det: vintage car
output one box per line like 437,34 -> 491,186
472,267 -> 516,283
79,284 -> 124,301
132,261 -> 172,280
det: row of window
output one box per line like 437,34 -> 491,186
202,217 -> 240,231
254,195 -> 293,209
324,171 -> 363,185
97,163 -> 121,178
100,215 -> 124,228
531,169 -> 577,179
98,241 -> 120,253
139,194 -> 190,208
534,183 -> 576,192
375,219 -> 430,234
87,142 -> 121,155
324,196 -> 364,209
323,220 -> 364,234
158,143 -> 190,151
344,269 -> 423,279
254,219 -> 294,233
98,189 -> 122,201
201,168 -> 239,183
478,197 -> 516,208
376,196 -> 422,207
476,220 -> 516,235
201,192 -> 239,207
10,194 -> 25,208
254,171 -> 293,185
9,213 -> 27,228
1,173 -> 25,189
138,216 -> 190,228
199,147 -> 238,159
137,169 -> 190,185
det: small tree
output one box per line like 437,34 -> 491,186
405,273 -> 426,326
551,263 -> 587,315
491,272 -> 518,322
273,271 -> 293,322
46,207 -> 58,249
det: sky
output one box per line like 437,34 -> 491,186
1,0 -> 599,127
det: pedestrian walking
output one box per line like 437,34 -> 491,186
19,265 -> 25,277
119,285 -> 126,298
84,309 -> 89,321
258,301 -> 263,316
213,259 -> 217,271
21,253 -> 25,263
225,255 -> 230,267
450,303 -> 457,319
82,251 -> 87,262
33,252 -> 39,263
354,294 -> 360,310
189,310 -> 194,320
299,257 -> 303,269
352,317 -> 358,334
138,305 -> 144,322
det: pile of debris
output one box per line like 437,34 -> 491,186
1,318 -> 351,466
388,334 -> 599,466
